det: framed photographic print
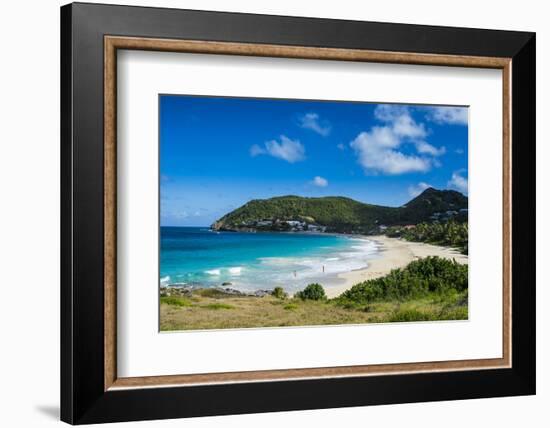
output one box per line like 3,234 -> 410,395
61,2 -> 535,424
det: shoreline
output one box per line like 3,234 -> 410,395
323,236 -> 468,298
162,235 -> 467,299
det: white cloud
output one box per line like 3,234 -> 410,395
408,182 -> 432,198
311,176 -> 328,187
349,105 -> 445,175
415,141 -> 446,156
374,105 -> 427,139
299,113 -> 331,136
374,104 -> 407,122
350,128 -> 431,174
249,144 -> 265,157
250,135 -> 305,163
336,143 -> 345,150
448,171 -> 468,194
455,148 -> 464,154
427,107 -> 468,125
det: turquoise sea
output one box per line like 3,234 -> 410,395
160,227 -> 378,293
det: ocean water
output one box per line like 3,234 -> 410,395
160,226 -> 378,293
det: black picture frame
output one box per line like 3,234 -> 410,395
61,2 -> 535,424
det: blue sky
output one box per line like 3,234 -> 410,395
160,95 -> 468,227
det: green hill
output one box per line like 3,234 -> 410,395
400,187 -> 468,224
211,188 -> 467,234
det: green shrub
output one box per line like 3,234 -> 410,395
202,303 -> 234,310
439,306 -> 468,320
160,296 -> 193,307
272,286 -> 288,299
385,301 -> 468,323
196,288 -> 232,298
296,283 -> 326,301
388,309 -> 438,322
338,256 -> 468,305
387,220 -> 468,253
283,303 -> 299,310
428,288 -> 459,304
338,300 -> 365,310
384,226 -> 403,238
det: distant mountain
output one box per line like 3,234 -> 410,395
211,188 -> 467,234
400,187 -> 468,224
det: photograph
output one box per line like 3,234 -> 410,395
159,95 -> 469,331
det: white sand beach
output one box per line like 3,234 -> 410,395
324,236 -> 468,298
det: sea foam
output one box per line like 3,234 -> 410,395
246,237 -> 378,291
228,267 -> 243,275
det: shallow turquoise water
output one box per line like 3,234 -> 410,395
160,226 -> 377,292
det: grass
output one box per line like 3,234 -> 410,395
195,288 -> 242,298
160,290 -> 468,331
160,296 -> 193,307
388,305 -> 468,322
388,309 -> 438,322
202,303 -> 235,310
161,295 -> 376,330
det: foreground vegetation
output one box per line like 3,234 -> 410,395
385,220 -> 468,254
339,256 -> 467,304
160,256 -> 468,331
